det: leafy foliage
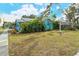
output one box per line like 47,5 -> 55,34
20,19 -> 44,33
3,22 -> 15,29
64,3 -> 77,30
53,21 -> 59,29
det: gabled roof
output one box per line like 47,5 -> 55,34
16,18 -> 32,22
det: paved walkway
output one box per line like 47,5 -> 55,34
0,29 -> 8,56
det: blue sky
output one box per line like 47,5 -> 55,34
0,3 -> 70,15
0,3 -> 23,14
0,3 -> 46,14
51,3 -> 70,17
0,3 -> 71,22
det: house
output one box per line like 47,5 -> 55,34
42,17 -> 53,31
15,18 -> 32,32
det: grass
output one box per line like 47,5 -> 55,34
9,30 -> 79,56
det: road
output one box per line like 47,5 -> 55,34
0,29 -> 8,56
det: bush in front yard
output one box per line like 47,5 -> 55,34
20,20 -> 44,33
53,21 -> 59,29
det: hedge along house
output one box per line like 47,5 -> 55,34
15,18 -> 32,32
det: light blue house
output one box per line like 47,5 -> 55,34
42,10 -> 55,31
15,20 -> 22,32
43,17 -> 53,31
15,16 -> 54,32
15,18 -> 32,32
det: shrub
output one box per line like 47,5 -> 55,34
20,19 -> 44,33
53,21 -> 59,29
9,29 -> 17,34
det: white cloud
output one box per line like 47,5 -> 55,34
11,4 -> 44,15
34,3 -> 49,7
0,3 -> 46,22
0,14 -> 16,22
9,3 -> 15,6
34,3 -> 45,6
56,14 -> 67,21
39,7 -> 46,13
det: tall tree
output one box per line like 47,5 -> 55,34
64,3 -> 77,29
39,3 -> 53,20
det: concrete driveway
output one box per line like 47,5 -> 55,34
0,29 -> 8,56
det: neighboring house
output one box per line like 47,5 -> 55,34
61,21 -> 70,29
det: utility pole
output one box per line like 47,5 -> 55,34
59,18 -> 62,35
59,21 -> 61,32
57,4 -> 63,35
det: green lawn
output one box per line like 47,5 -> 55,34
9,30 -> 79,56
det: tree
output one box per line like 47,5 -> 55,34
64,3 -> 77,30
50,10 -> 56,20
39,3 -> 53,20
